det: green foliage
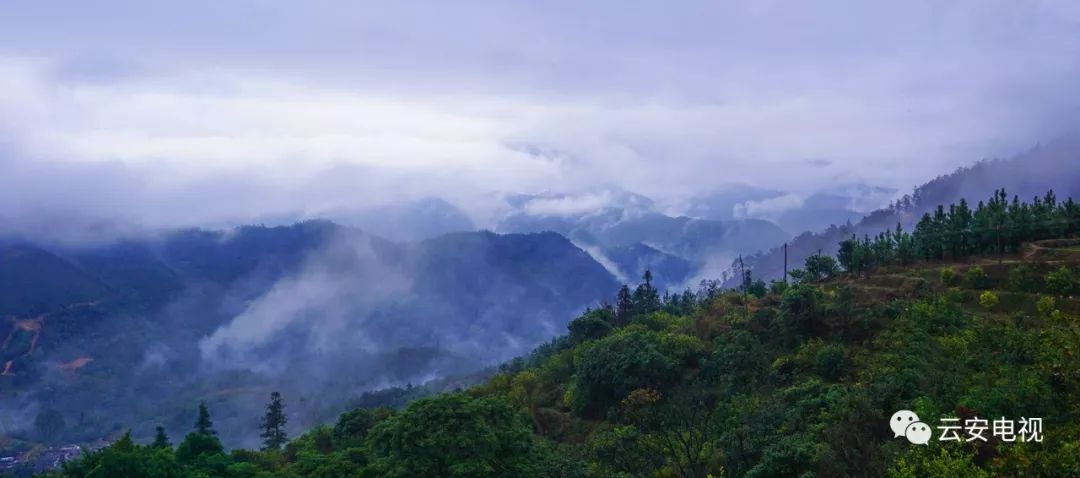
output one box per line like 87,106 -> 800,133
331,408 -> 379,450
366,393 -> 558,477
567,307 -> 615,344
1045,266 -> 1078,295
570,329 -> 702,417
1007,264 -> 1041,292
586,424 -> 664,477
59,432 -> 184,478
888,446 -> 989,478
194,402 -> 215,436
152,425 -> 171,449
260,392 -> 288,451
965,266 -> 990,289
979,290 -> 999,311
175,432 -> 225,465
778,283 -> 825,337
814,344 -> 846,382
939,267 -> 959,286
802,254 -> 839,281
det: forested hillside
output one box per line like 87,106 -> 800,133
27,190 -> 1080,477
0,224 -> 619,453
739,137 -> 1080,285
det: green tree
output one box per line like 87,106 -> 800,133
1046,266 -> 1078,295
152,425 -> 171,449
367,393 -> 555,477
260,391 -> 288,451
195,401 -> 215,436
570,329 -> 702,417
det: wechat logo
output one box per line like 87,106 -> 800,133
891,410 -> 931,445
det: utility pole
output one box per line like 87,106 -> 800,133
783,242 -> 788,284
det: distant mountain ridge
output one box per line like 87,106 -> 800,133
0,221 -> 618,448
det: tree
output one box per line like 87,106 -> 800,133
195,401 -> 215,436
152,425 -> 171,449
366,394 -> 554,477
632,270 -> 662,316
177,402 -> 225,465
803,254 -> 839,281
260,391 -> 288,451
615,285 -> 634,325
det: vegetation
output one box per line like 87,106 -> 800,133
31,191 -> 1080,477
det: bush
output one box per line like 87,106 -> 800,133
367,394 -> 550,477
570,329 -> 702,417
804,255 -> 840,282
567,308 -> 615,344
1036,296 -> 1056,316
964,266 -> 990,289
978,291 -> 999,311
940,267 -> 959,287
1045,266 -> 1078,296
1007,265 -> 1040,292
815,344 -> 847,382
779,283 -> 825,337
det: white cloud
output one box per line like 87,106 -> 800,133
1,1 -> 1079,233
734,194 -> 806,220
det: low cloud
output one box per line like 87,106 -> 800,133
522,192 -> 614,217
734,194 -> 807,220
199,234 -> 411,374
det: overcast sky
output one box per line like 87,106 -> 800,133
2,0 -> 1079,232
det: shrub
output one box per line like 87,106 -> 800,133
568,308 -> 615,344
1007,265 -> 1040,292
964,266 -> 990,289
978,291 -> 999,311
570,329 -> 702,417
939,267 -> 959,287
1045,266 -> 1078,296
1036,296 -> 1056,317
815,344 -> 847,382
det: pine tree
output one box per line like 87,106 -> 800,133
152,425 -> 171,449
260,392 -> 288,451
195,401 -> 215,436
615,285 -> 634,325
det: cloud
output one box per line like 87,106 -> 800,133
734,194 -> 807,220
1,1 -> 1079,235
522,192 -> 615,217
198,234 -> 411,373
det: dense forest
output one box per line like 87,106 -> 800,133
19,189 -> 1080,477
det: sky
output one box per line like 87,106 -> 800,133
1,0 -> 1079,233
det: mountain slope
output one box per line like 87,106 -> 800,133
737,137 -> 1080,285
0,223 -> 619,450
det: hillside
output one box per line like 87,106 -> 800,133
0,223 -> 619,453
23,193 -> 1080,477
737,136 -> 1080,285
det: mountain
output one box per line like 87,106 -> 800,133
497,190 -> 790,286
735,137 -> 1080,285
35,208 -> 1080,477
333,197 -> 475,242
0,222 -> 618,449
680,183 -> 896,235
